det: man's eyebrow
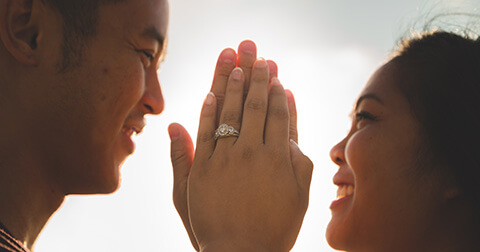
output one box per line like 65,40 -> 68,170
141,26 -> 165,49
354,93 -> 384,111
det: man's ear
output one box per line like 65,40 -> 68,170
444,186 -> 462,201
0,0 -> 40,66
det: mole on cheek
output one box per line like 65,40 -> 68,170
103,67 -> 109,74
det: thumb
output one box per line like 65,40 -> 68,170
290,139 -> 313,193
169,123 -> 200,250
169,123 -> 194,184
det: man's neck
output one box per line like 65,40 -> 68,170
0,146 -> 65,250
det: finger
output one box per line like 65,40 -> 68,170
290,140 -> 314,194
239,59 -> 270,144
216,67 -> 245,147
237,40 -> 257,93
264,78 -> 289,147
168,123 -> 200,250
285,89 -> 298,144
195,92 -> 218,160
267,60 -> 278,79
169,123 -> 194,186
210,48 -> 237,125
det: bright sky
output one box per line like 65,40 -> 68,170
35,0 -> 478,251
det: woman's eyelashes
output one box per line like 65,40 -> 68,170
355,111 -> 377,128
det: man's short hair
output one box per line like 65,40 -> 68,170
41,0 -> 127,72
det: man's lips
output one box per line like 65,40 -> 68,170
122,120 -> 145,136
121,127 -> 138,137
120,119 -> 145,154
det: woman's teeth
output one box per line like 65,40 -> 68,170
336,185 -> 354,199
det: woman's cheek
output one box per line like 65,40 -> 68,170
344,129 -> 376,171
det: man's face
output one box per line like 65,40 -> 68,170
27,0 -> 169,194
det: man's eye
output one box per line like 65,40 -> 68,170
142,50 -> 154,61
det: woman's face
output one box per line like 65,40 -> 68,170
326,61 -> 450,251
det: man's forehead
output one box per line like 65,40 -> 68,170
101,0 -> 169,35
141,26 -> 166,48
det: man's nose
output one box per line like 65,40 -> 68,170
141,70 -> 164,115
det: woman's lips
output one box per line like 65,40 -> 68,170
337,184 -> 354,199
330,184 -> 354,209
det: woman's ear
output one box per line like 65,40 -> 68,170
444,186 -> 462,201
0,0 -> 41,66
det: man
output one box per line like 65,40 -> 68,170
0,0 -> 167,250
0,0 -> 313,251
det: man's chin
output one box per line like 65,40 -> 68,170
66,181 -> 121,195
65,170 -> 122,195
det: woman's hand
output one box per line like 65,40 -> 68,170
170,41 -> 312,252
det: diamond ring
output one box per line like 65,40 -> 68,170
214,124 -> 240,140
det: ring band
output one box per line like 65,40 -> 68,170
214,124 -> 240,140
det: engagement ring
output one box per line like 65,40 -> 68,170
214,124 -> 240,140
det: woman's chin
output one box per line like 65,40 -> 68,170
325,218 -> 349,251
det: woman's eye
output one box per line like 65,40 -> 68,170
355,111 -> 377,128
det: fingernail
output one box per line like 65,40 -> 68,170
231,67 -> 243,80
255,58 -> 267,68
239,40 -> 256,54
285,89 -> 294,102
168,124 -> 180,139
205,92 -> 215,105
290,139 -> 298,146
271,77 -> 281,86
221,49 -> 235,64
290,139 -> 303,154
267,60 -> 278,75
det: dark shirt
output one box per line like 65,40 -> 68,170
0,223 -> 29,252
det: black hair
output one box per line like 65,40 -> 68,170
41,0 -> 128,72
391,31 -> 480,217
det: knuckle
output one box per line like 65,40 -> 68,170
241,146 -> 256,161
198,131 -> 215,143
221,110 -> 242,124
245,97 -> 266,112
252,73 -> 269,83
170,149 -> 187,162
215,93 -> 225,107
217,63 -> 234,76
289,128 -> 298,139
268,105 -> 289,120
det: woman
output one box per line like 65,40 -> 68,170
327,31 -> 480,251
169,31 -> 480,251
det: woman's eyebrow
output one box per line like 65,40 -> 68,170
354,93 -> 384,111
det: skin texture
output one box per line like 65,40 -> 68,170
0,0 -> 168,249
326,61 -> 476,252
169,42 -> 313,251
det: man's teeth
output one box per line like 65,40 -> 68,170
122,128 -> 135,137
336,185 -> 354,199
